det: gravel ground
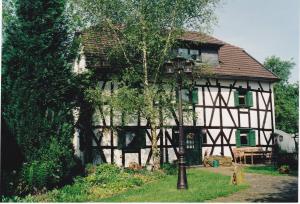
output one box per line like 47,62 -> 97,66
201,166 -> 298,203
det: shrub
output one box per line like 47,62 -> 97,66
161,163 -> 177,175
278,165 -> 290,174
87,164 -> 121,185
17,136 -> 76,195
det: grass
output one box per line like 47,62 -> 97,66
18,166 -> 248,202
21,164 -> 165,202
99,169 -> 248,202
244,165 -> 298,176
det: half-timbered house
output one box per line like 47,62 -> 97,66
73,28 -> 279,167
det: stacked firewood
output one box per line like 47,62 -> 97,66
203,155 -> 233,167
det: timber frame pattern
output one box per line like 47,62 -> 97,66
75,76 -> 275,166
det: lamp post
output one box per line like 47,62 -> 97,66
165,55 -> 193,190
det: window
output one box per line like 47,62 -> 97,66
190,49 -> 201,61
240,132 -> 248,145
117,129 -> 146,150
176,88 -> 199,104
201,48 -> 219,66
279,135 -> 283,142
234,89 -> 253,107
173,48 -> 201,61
178,48 -> 189,58
235,129 -> 255,147
186,133 -> 195,149
238,94 -> 246,106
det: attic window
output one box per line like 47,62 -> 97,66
173,48 -> 201,61
201,48 -> 219,66
178,48 -> 189,58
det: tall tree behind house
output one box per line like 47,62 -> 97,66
264,56 -> 298,134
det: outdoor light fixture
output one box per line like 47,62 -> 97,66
164,55 -> 194,190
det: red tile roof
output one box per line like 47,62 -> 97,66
80,28 -> 278,81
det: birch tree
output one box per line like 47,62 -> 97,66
75,0 -> 219,169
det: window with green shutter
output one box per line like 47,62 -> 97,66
235,129 -> 241,147
234,89 -> 253,107
236,129 -> 256,147
248,129 -> 256,146
246,91 -> 253,107
192,88 -> 198,104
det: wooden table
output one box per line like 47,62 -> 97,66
244,150 -> 272,165
233,147 -> 272,164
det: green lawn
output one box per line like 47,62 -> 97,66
99,169 -> 248,202
20,166 -> 248,202
244,165 -> 298,176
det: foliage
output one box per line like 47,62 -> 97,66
13,167 -> 248,202
19,164 -> 164,202
161,163 -> 178,175
100,169 -> 248,202
2,0 -> 80,195
264,56 -> 298,133
73,0 -> 220,169
264,56 -> 295,83
278,165 -> 290,174
244,165 -> 297,176
16,136 -> 76,195
272,83 -> 299,133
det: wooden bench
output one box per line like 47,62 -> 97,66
232,147 -> 272,164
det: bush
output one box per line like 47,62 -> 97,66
278,165 -> 290,174
17,135 -> 76,195
87,164 -> 121,185
161,163 -> 177,175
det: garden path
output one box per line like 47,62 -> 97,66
201,166 -> 298,202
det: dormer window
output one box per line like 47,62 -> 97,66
190,49 -> 201,61
201,48 -> 219,66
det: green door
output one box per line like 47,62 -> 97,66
185,129 -> 202,166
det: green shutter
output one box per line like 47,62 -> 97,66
234,91 -> 239,107
235,129 -> 241,147
248,130 -> 256,146
246,91 -> 253,107
192,88 -> 199,104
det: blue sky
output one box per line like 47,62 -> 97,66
212,0 -> 299,82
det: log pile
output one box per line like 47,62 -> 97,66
203,155 -> 233,167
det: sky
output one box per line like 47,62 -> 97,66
212,0 -> 299,83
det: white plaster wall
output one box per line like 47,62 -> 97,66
223,146 -> 232,157
222,109 -> 236,127
250,110 -> 258,128
124,153 -> 139,167
167,148 -> 178,163
141,149 -> 151,166
73,46 -> 87,74
271,84 -> 276,129
195,107 -> 204,126
240,113 -> 249,128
